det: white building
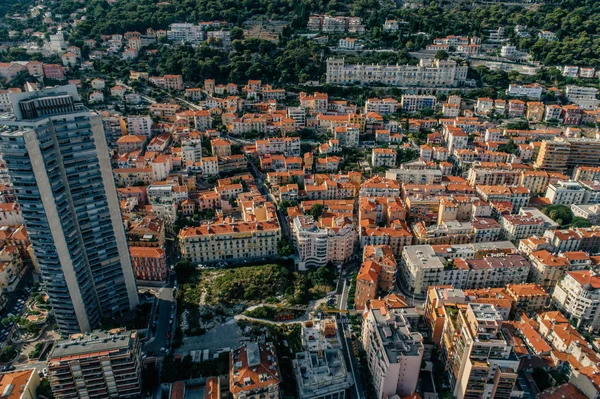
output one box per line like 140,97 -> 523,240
125,115 -> 153,136
362,306 -> 424,399
291,215 -> 355,271
326,58 -> 468,87
365,98 -> 398,115
506,83 -> 543,100
545,180 -> 586,205
167,23 -> 204,43
552,270 -> 600,330
372,148 -> 397,168
565,85 -> 600,110
571,204 -> 600,225
293,317 -> 354,399
400,95 -> 437,112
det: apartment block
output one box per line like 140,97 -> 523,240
400,95 -> 437,112
0,85 -> 138,334
47,329 -> 142,399
365,98 -> 398,115
545,180 -> 586,205
441,303 -> 520,399
326,58 -> 468,87
291,215 -> 355,270
179,219 -> 280,264
362,306 -> 424,399
372,148 -> 397,168
293,318 -> 353,399
355,245 -> 397,310
255,137 -> 301,156
552,270 -> 600,330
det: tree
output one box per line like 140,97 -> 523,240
570,217 -> 592,228
435,50 -> 449,60
174,259 -> 195,284
543,205 -> 573,226
309,204 -> 324,220
277,237 -> 293,257
498,139 -> 519,154
37,378 -> 54,399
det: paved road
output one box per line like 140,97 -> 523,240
144,274 -> 175,354
336,278 -> 365,399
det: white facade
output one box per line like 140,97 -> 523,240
552,271 -> 600,330
362,307 -> 423,399
126,115 -> 153,136
326,58 -> 468,87
545,180 -> 586,205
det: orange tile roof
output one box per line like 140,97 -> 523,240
0,369 -> 35,399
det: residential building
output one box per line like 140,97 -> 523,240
526,102 -> 545,122
528,250 -> 571,293
500,213 -> 546,241
505,283 -> 550,314
47,329 -> 142,398
256,137 -> 301,156
121,115 -> 152,136
400,95 -> 437,112
545,180 -> 586,205
211,138 -> 232,158
365,98 -> 398,115
179,219 -> 280,264
0,369 -> 40,399
506,83 -> 542,100
0,85 -> 138,334
362,306 -> 424,399
291,215 -> 355,270
441,303 -> 520,399
230,342 -> 281,399
566,85 -> 599,110
293,317 -> 354,399
326,58 -> 468,87
571,204 -> 600,225
129,246 -> 167,282
552,270 -> 600,330
355,245 -> 398,310
372,148 -> 397,168
333,125 -> 360,148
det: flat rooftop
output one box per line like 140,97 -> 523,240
49,329 -> 136,360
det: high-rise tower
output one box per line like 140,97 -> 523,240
0,85 -> 138,334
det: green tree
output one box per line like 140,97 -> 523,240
309,204 -> 324,220
435,50 -> 449,60
277,237 -> 293,257
542,205 -> 573,226
37,378 -> 55,399
570,217 -> 592,228
175,259 -> 195,284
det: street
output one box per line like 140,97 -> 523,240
143,273 -> 175,355
337,278 -> 365,399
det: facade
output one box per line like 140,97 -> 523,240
291,215 -> 355,270
293,318 -> 354,399
545,180 -> 586,205
0,85 -> 138,334
400,95 -> 437,112
47,329 -> 142,399
441,303 -> 520,399
326,58 -> 468,87
129,246 -> 167,282
362,306 -> 424,399
230,342 -> 281,399
179,221 -> 281,263
371,148 -> 397,168
552,270 -> 600,330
